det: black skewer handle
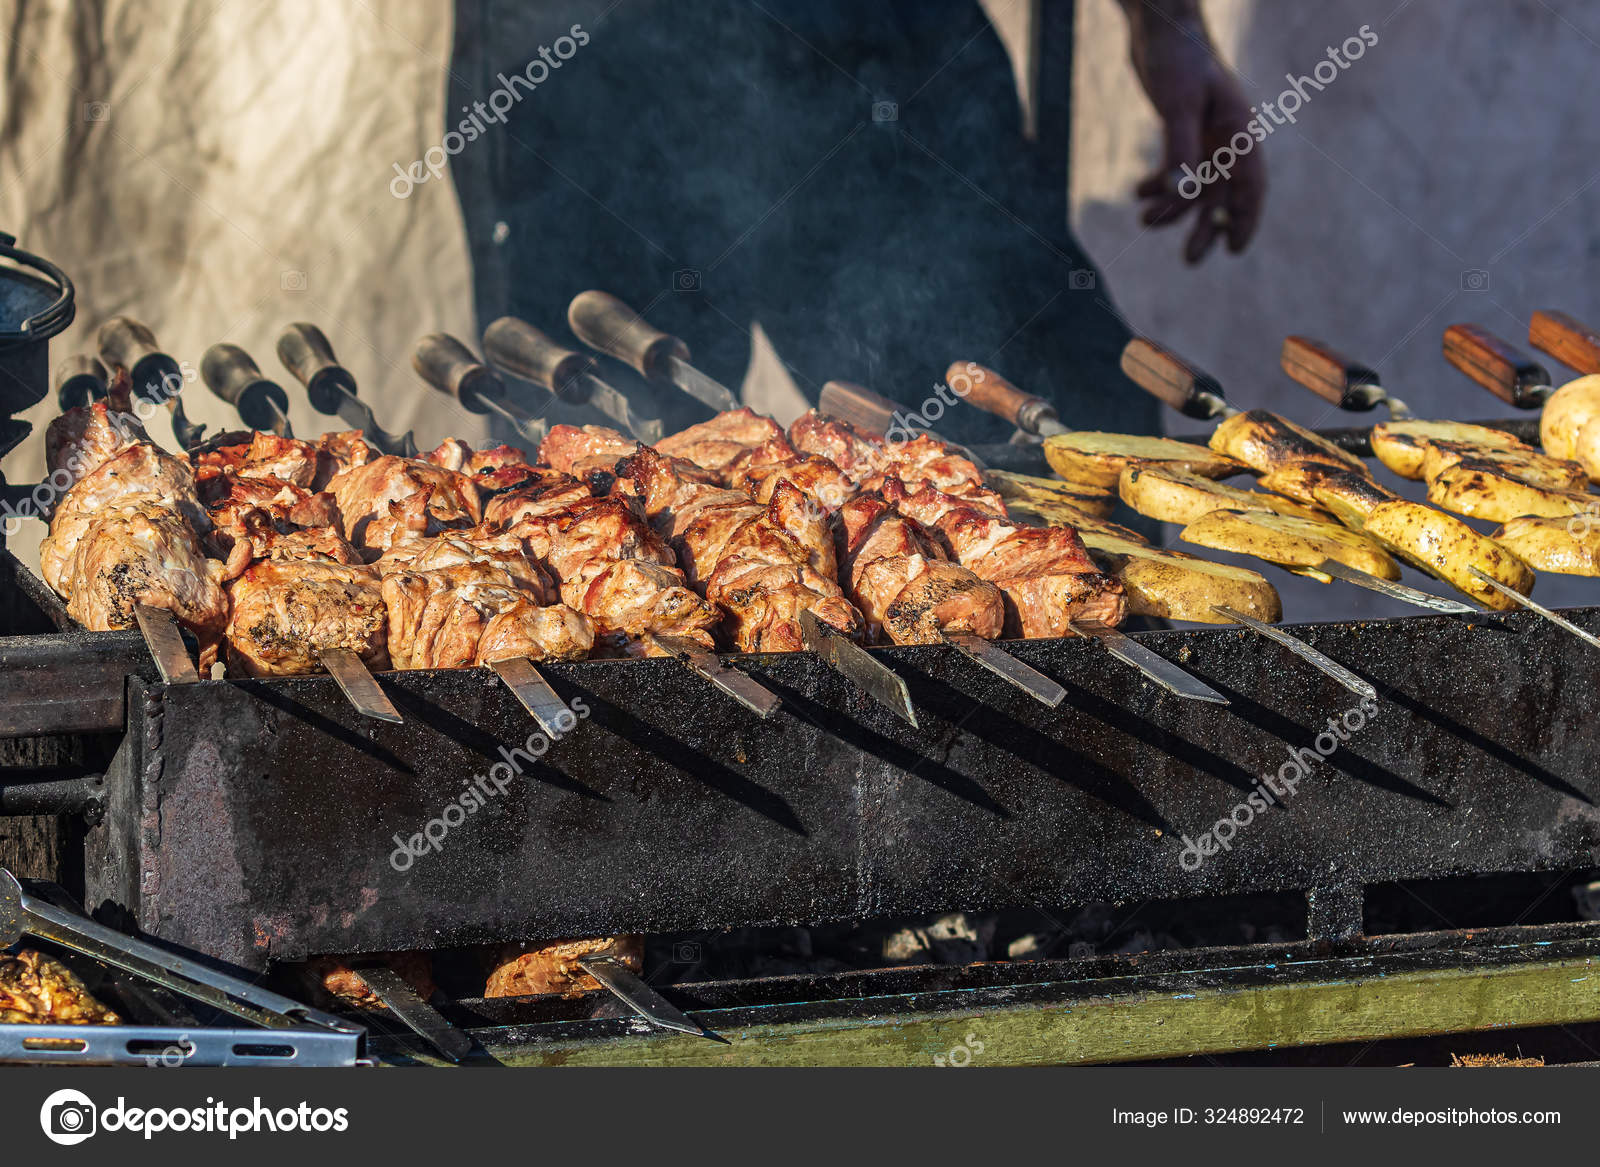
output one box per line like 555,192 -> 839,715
54,355 -> 108,411
200,343 -> 292,433
97,316 -> 182,404
412,333 -> 507,414
567,290 -> 689,379
482,317 -> 591,402
276,323 -> 358,416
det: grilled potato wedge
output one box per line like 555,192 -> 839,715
1208,410 -> 1367,475
1006,500 -> 1147,541
985,469 -> 1116,518
1369,419 -> 1520,480
1257,463 -> 1397,528
1080,531 -> 1281,624
1361,500 -> 1534,610
1539,373 -> 1600,463
1425,461 -> 1596,523
1118,464 -> 1323,526
1180,510 -> 1401,582
1491,514 -> 1600,576
1042,432 -> 1242,489
1419,440 -> 1588,492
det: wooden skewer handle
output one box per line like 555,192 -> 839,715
1120,337 -> 1227,420
276,323 -> 357,416
412,333 -> 506,415
1280,335 -> 1383,411
567,290 -> 689,379
482,316 -> 590,399
1443,323 -> 1550,409
1529,309 -> 1600,375
944,361 -> 1058,433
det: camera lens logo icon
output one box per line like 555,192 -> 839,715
41,1089 -> 97,1145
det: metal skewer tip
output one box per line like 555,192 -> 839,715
1211,604 -> 1377,700
1466,567 -> 1600,651
133,603 -> 200,685
645,634 -> 782,719
942,632 -> 1066,707
1068,619 -> 1229,705
1314,559 -> 1478,615
489,656 -> 576,737
577,955 -> 728,1043
799,609 -> 920,727
320,648 -> 403,723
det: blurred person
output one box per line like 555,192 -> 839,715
448,0 -> 1265,442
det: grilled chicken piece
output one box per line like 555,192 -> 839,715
485,935 -> 645,1000
1492,514 -> 1600,576
1181,510 -> 1400,583
482,468 -> 595,527
655,407 -> 789,480
382,563 -> 593,669
214,509 -> 362,579
537,423 -> 638,482
1207,410 -> 1367,476
1370,419 -> 1521,480
836,493 -> 1003,643
301,953 -> 436,1012
870,435 -> 987,495
40,444 -> 208,598
328,455 -> 482,551
59,499 -> 228,645
314,430 -> 375,488
788,410 -> 881,479
45,400 -> 148,479
423,438 -> 475,472
0,950 -> 121,1025
203,474 -> 342,572
1080,531 -> 1281,624
1425,461 -> 1595,524
1419,440 -> 1588,492
1257,463 -> 1397,528
733,452 -> 855,511
1044,431 -> 1243,489
1120,463 -> 1324,527
380,533 -> 554,600
225,559 -> 388,677
1362,500 -> 1534,610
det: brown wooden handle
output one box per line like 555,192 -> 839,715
276,322 -> 358,416
567,290 -> 689,379
1529,309 -> 1600,375
412,333 -> 506,414
1120,337 -> 1227,420
482,316 -> 590,398
1442,323 -> 1550,409
819,380 -> 903,438
54,355 -> 108,411
1280,336 -> 1383,411
945,360 -> 1058,433
97,315 -> 181,403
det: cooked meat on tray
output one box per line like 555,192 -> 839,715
0,949 -> 121,1025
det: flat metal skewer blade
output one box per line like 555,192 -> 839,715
1211,604 -> 1377,700
357,965 -> 473,1064
577,956 -> 727,1043
579,373 -> 664,443
1068,619 -> 1229,705
799,609 -> 920,727
1467,567 -> 1600,650
1315,558 -> 1477,614
133,603 -> 199,684
265,397 -> 295,439
319,648 -> 403,723
943,632 -> 1065,707
489,656 -> 573,736
663,355 -> 740,412
647,634 -> 781,718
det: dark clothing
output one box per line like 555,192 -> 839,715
449,0 -> 1158,444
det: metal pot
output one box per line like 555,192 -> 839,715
0,232 -> 74,419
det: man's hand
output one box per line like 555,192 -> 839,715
1121,1 -> 1266,263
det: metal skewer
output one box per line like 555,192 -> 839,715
942,632 -> 1065,707
278,323 -> 416,455
98,316 -> 207,449
1068,619 -> 1230,704
355,964 -> 473,1063
1466,567 -> 1600,651
576,955 -> 726,1043
320,647 -> 403,724
200,343 -> 295,438
482,316 -> 663,443
412,333 -> 550,447
133,603 -> 200,684
817,379 -> 987,467
799,609 -> 919,727
568,290 -> 740,413
1313,558 -> 1477,615
1211,604 -> 1377,700
644,634 -> 782,718
488,656 -> 578,736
